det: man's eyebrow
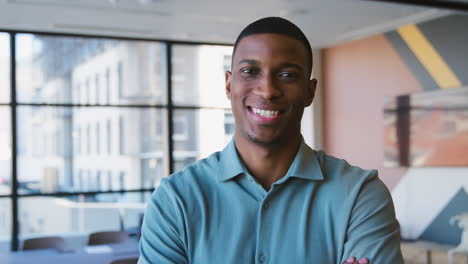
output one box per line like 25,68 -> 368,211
236,60 -> 305,71
237,59 -> 258,65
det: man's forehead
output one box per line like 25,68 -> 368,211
236,33 -> 303,49
233,34 -> 308,65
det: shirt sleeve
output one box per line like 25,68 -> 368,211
138,180 -> 188,264
341,171 -> 404,264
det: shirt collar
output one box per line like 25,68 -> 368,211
281,138 -> 324,182
217,138 -> 324,183
217,139 -> 248,182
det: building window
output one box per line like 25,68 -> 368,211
107,171 -> 112,191
173,115 -> 188,141
223,55 -> 232,72
96,170 -> 101,191
107,119 -> 112,155
117,62 -> 123,98
76,126 -> 81,155
87,170 -> 93,191
95,73 -> 100,104
105,68 -> 111,104
78,169 -> 83,190
119,171 -> 125,191
86,78 -> 91,103
86,124 -> 91,155
224,112 -> 235,136
119,116 -> 125,155
96,122 -> 100,155
75,82 -> 81,103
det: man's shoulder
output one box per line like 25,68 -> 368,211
161,151 -> 222,189
314,149 -> 378,184
312,149 -> 392,215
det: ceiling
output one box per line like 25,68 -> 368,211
0,0 -> 453,47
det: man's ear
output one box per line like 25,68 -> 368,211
305,78 -> 317,107
225,71 -> 232,100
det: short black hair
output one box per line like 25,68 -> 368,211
232,17 -> 313,77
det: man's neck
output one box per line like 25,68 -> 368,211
234,134 -> 302,191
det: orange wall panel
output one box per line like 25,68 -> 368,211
322,34 -> 423,189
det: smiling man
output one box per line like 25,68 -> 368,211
138,17 -> 403,264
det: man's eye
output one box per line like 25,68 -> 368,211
279,72 -> 295,78
241,68 -> 257,75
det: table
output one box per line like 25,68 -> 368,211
448,248 -> 468,264
0,240 -> 139,264
402,240 -> 454,264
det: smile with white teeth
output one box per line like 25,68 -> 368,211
251,107 -> 280,118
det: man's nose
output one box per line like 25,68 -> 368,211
254,74 -> 282,100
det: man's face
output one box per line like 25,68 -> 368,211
226,33 -> 316,147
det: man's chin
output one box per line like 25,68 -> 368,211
247,134 -> 283,147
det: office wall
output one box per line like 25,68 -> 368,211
322,14 -> 468,244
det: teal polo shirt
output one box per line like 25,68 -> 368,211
138,139 -> 403,264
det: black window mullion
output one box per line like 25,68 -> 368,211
15,103 -> 168,108
14,188 -> 155,198
10,32 -> 19,252
0,28 -> 232,47
166,42 -> 174,175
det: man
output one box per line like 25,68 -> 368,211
139,17 -> 403,264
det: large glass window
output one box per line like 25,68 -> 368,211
0,107 -> 11,195
0,33 -> 9,103
2,31 -> 233,252
16,34 -> 167,105
172,45 -> 232,108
